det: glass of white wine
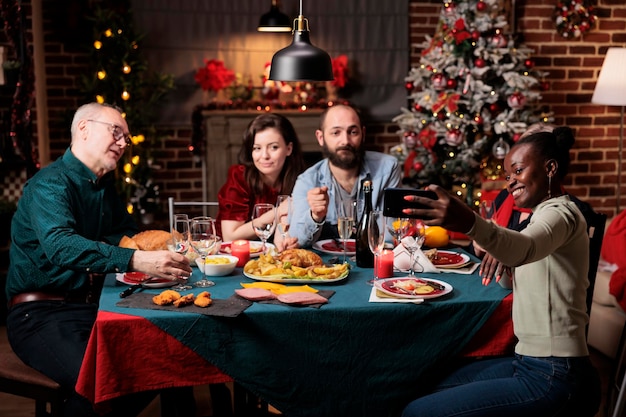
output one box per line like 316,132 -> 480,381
168,214 -> 192,291
189,216 -> 218,287
336,197 -> 356,264
276,195 -> 292,251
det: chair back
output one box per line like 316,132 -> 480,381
586,211 -> 606,317
167,197 -> 219,232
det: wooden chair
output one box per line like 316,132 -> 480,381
0,343 -> 65,417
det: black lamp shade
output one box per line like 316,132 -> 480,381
269,30 -> 334,82
258,5 -> 291,32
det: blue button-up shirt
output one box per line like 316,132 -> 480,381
7,148 -> 138,299
290,151 -> 401,247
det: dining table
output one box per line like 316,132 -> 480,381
75,247 -> 514,417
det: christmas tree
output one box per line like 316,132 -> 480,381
391,0 -> 552,207
80,4 -> 174,222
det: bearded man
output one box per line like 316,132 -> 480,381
290,104 -> 401,247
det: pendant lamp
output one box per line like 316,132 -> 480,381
258,0 -> 291,32
269,0 -> 334,82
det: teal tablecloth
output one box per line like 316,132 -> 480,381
99,251 -> 511,417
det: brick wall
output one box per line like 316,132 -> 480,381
4,0 -> 624,221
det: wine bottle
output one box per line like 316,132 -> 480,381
356,179 -> 374,268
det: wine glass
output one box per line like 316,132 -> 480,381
399,218 -> 426,277
386,216 -> 408,247
335,197 -> 356,264
276,195 -> 292,250
251,203 -> 276,255
189,216 -> 218,287
367,210 -> 385,285
168,214 -> 192,291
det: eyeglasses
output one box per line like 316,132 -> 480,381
87,119 -> 132,146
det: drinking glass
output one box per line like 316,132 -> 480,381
367,210 -> 385,285
251,203 -> 276,254
399,218 -> 425,277
189,216 -> 218,287
276,195 -> 292,250
386,216 -> 408,247
335,197 -> 356,264
168,214 -> 192,291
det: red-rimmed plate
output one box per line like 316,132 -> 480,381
219,241 -> 274,257
116,273 -> 176,288
374,277 -> 452,300
313,239 -> 356,255
429,250 -> 471,269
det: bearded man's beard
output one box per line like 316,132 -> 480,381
322,141 -> 364,170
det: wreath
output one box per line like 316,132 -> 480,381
554,0 -> 597,39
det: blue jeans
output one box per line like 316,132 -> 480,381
7,300 -> 158,417
401,354 -> 601,417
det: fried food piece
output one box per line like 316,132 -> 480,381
173,293 -> 195,308
152,290 -> 181,305
194,291 -> 213,307
278,249 -> 323,267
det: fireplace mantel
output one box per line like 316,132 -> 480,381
202,109 -> 323,203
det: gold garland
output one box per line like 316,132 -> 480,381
554,0 -> 597,39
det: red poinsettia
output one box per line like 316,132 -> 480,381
194,59 -> 236,92
331,55 -> 349,88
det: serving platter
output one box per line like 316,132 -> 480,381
243,269 -> 349,284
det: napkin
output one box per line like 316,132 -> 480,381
393,238 -> 479,275
368,286 -> 424,304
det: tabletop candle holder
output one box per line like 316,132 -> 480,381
232,240 -> 250,267
375,249 -> 395,279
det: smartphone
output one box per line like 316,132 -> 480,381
383,187 -> 437,218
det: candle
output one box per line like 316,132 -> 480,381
375,249 -> 395,279
231,240 -> 250,267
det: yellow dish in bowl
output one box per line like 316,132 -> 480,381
195,254 -> 238,276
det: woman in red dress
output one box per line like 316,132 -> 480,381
216,113 -> 305,248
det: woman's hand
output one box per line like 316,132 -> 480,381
402,185 -> 476,233
479,252 -> 511,286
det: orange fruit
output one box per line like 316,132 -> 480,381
424,226 -> 449,248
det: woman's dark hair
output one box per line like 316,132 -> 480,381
517,126 -> 575,180
238,113 -> 306,196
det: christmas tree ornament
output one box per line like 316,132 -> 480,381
431,73 -> 447,90
405,81 -> 415,91
445,128 -> 464,146
446,78 -> 458,89
403,131 -> 418,148
413,162 -> 424,173
492,138 -> 510,159
490,33 -> 508,48
476,1 -> 487,12
507,91 -> 527,109
524,59 -> 534,69
474,57 -> 486,68
413,103 -> 423,112
554,0 -> 597,39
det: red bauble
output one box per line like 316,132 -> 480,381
512,133 -> 522,142
471,30 -> 481,41
474,114 -> 484,125
403,131 -> 418,148
446,78 -> 458,89
475,58 -> 486,68
489,102 -> 500,113
437,111 -> 447,120
431,73 -> 447,91
524,59 -> 534,69
476,1 -> 487,12
445,129 -> 464,146
413,162 -> 424,173
507,91 -> 527,110
444,2 -> 455,14
490,34 -> 508,48
405,81 -> 415,91
413,103 -> 423,112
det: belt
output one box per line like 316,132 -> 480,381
7,291 -> 94,309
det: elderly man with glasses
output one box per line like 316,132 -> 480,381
5,102 -> 192,416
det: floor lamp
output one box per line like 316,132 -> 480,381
592,47 -> 626,213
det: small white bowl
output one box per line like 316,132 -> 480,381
195,255 -> 238,276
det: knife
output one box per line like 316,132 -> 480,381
119,276 -> 162,298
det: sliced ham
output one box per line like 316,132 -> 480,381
235,287 -> 277,301
277,292 -> 328,305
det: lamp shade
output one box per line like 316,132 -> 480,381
592,47 -> 626,106
258,1 -> 291,32
269,16 -> 334,82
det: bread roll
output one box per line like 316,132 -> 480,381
118,230 -> 171,251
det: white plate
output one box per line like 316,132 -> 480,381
243,269 -> 349,284
374,277 -> 452,300
115,273 -> 177,289
429,251 -> 471,269
313,239 -> 356,256
219,241 -> 275,258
